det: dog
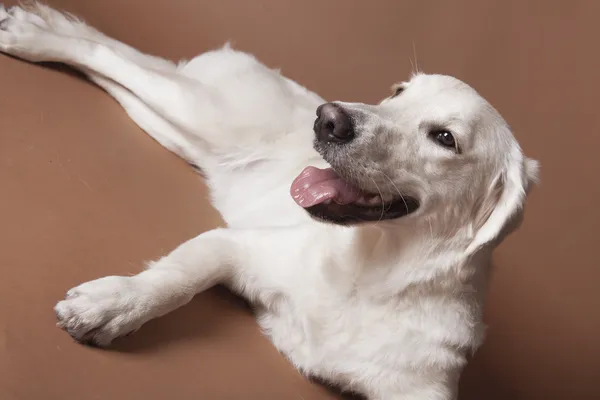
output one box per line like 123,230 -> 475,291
0,3 -> 539,399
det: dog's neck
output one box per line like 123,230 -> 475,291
345,219 -> 492,300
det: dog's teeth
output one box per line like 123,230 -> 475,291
367,195 -> 383,205
355,196 -> 368,205
354,195 -> 384,206
324,199 -> 332,205
381,194 -> 394,202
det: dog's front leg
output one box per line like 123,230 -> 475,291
55,226 -> 320,347
55,228 -> 243,346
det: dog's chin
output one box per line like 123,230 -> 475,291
305,196 -> 420,225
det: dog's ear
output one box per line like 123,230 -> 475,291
466,150 -> 539,256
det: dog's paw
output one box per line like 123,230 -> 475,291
0,5 -> 42,31
0,7 -> 42,49
0,5 -> 55,60
55,276 -> 151,347
1,4 -> 47,26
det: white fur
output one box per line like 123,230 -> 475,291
0,3 -> 539,399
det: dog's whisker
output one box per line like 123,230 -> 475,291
380,171 -> 410,215
368,173 -> 386,224
408,55 -> 416,76
412,40 -> 421,75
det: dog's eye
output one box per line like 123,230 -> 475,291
430,130 -> 456,149
391,85 -> 405,98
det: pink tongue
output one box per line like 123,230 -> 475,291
290,166 -> 363,208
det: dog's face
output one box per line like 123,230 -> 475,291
291,73 -> 538,250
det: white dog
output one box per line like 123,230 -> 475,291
0,3 -> 538,399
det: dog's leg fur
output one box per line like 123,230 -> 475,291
0,4 -> 211,164
0,3 -> 322,180
88,75 -> 207,164
54,225 -> 338,347
54,228 -> 235,346
6,2 -> 177,70
0,16 -> 212,143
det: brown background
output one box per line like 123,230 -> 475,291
1,0 -> 598,399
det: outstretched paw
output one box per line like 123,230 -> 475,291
55,276 -> 151,347
1,4 -> 47,27
0,5 -> 47,56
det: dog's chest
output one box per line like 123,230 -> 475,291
256,291 -> 478,390
257,297 -> 429,380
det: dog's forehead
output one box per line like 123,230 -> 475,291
407,74 -> 481,104
400,74 -> 489,120
408,73 -> 470,91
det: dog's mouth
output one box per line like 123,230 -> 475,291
290,166 -> 419,224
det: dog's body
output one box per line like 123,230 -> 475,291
0,3 -> 538,399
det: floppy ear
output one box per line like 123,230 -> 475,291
466,150 -> 539,256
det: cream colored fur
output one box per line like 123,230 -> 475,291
0,3 -> 538,399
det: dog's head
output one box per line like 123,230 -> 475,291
291,73 -> 538,252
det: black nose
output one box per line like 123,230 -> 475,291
314,103 -> 355,144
